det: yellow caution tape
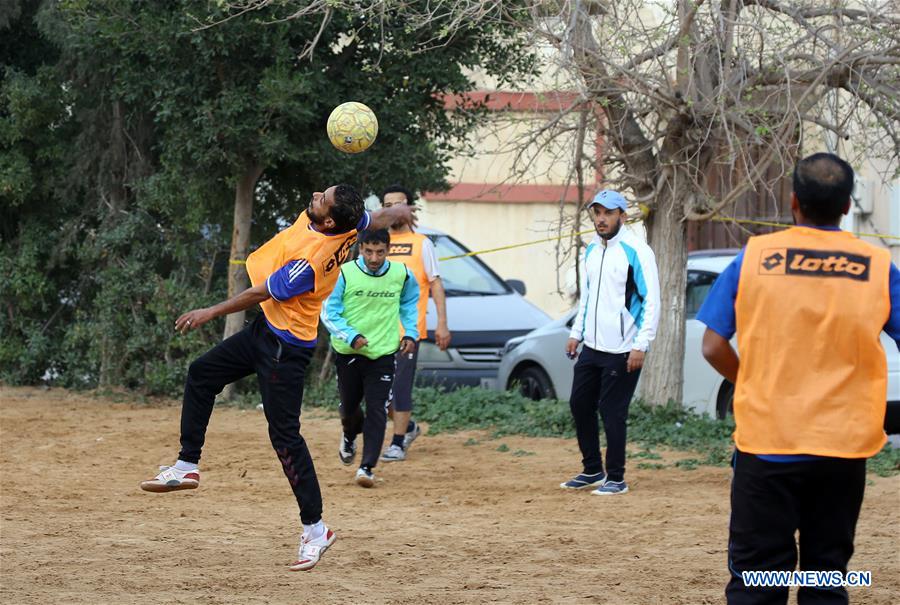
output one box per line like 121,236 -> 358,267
437,229 -> 597,261
712,216 -> 900,242
228,216 -> 899,265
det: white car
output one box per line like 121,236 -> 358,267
497,250 -> 900,427
414,226 -> 550,388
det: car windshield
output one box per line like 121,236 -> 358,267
430,235 -> 509,296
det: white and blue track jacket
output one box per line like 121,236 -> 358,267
570,228 -> 661,353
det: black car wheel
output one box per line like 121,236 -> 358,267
883,401 -> 900,434
716,380 -> 735,420
510,365 -> 556,401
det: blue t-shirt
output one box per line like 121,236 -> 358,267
696,226 -> 900,461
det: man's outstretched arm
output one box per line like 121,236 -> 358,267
175,284 -> 270,334
368,204 -> 417,231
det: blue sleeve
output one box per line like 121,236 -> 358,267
356,211 -> 372,231
885,263 -> 900,350
399,269 -> 420,340
320,271 -> 359,345
696,249 -> 744,340
267,259 -> 315,301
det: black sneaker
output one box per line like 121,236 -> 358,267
559,471 -> 607,490
338,435 -> 357,466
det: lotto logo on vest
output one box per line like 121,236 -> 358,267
351,289 -> 398,298
389,243 -> 413,256
324,237 -> 357,274
759,248 -> 871,281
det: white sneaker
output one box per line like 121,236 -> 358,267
355,467 -> 375,488
403,422 -> 422,450
289,528 -> 336,571
380,444 -> 406,462
140,465 -> 200,492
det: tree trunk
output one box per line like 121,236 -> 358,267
220,162 -> 264,400
638,190 -> 687,406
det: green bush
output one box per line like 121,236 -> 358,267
300,377 -> 899,476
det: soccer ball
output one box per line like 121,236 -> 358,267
327,102 -> 378,154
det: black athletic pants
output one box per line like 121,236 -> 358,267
726,450 -> 866,605
568,346 -> 641,482
178,314 -> 322,525
390,344 -> 419,413
334,351 -> 394,469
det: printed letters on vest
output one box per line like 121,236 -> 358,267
246,211 -> 358,342
733,227 -> 890,458
387,231 -> 431,340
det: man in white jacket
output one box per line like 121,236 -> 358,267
561,190 -> 661,495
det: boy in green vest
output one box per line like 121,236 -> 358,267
321,229 -> 419,487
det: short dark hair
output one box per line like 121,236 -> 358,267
380,184 -> 415,206
792,153 -> 854,224
358,228 -> 390,247
330,184 -> 365,233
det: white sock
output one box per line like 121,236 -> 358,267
174,460 -> 198,472
303,520 -> 326,541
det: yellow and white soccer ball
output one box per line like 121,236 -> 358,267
326,102 -> 378,154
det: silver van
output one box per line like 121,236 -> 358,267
414,225 -> 551,388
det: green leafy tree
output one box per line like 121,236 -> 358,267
55,1 -> 531,354
1,0 -> 532,394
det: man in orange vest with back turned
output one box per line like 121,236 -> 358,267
698,153 -> 900,604
376,184 -> 451,462
138,184 -> 414,572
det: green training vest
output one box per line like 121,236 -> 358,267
331,260 -> 408,359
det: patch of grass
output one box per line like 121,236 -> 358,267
512,449 -> 535,457
495,444 -> 510,452
627,400 -> 735,467
869,444 -> 900,477
463,438 -> 480,446
674,458 -> 701,471
300,376 -> 898,476
630,449 -> 663,460
95,387 -> 148,405
637,462 -> 667,470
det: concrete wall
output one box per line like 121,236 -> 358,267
418,198 -> 583,317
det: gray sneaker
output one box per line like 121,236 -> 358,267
402,422 -> 422,450
380,444 -> 406,462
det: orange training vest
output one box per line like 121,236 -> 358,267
246,211 -> 358,342
733,227 -> 890,458
387,231 -> 432,340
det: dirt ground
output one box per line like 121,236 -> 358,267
1,387 -> 897,604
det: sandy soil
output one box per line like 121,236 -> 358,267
1,386 -> 897,604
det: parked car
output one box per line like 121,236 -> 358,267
496,250 -> 900,431
414,226 -> 551,388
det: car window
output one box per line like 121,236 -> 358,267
686,270 -> 718,319
430,235 -> 509,296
